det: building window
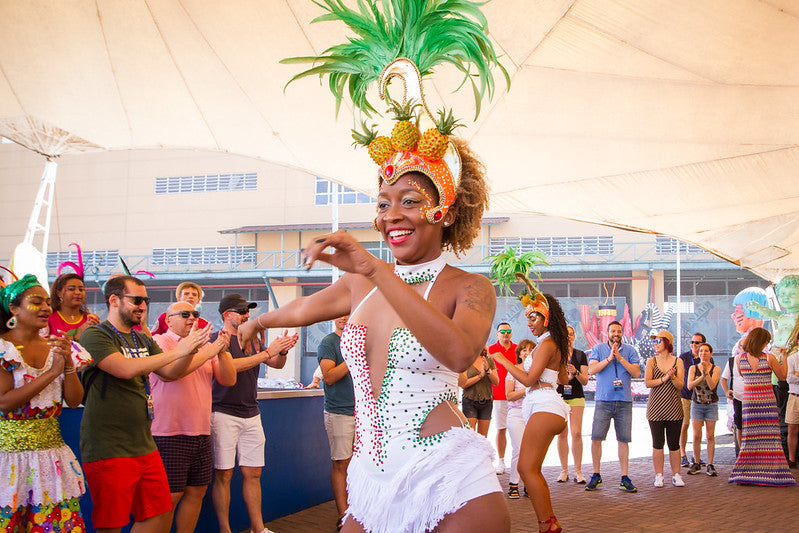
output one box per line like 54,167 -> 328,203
655,236 -> 708,255
362,241 -> 393,262
154,173 -> 257,194
47,249 -> 119,269
314,177 -> 374,205
489,236 -> 614,257
152,246 -> 256,266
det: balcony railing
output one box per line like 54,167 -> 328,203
26,241 -> 734,280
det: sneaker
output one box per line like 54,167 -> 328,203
653,473 -> 664,487
619,475 -> 638,493
585,473 -> 603,491
707,464 -> 718,477
574,472 -> 587,484
508,483 -> 520,499
496,462 -> 505,475
680,456 -> 690,467
687,463 -> 702,475
556,470 -> 569,483
672,473 -> 685,487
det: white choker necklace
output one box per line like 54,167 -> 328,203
394,255 -> 447,285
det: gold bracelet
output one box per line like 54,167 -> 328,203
64,367 -> 77,375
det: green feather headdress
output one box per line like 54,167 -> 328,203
281,0 -> 510,118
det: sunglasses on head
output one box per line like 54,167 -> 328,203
120,294 -> 150,306
653,338 -> 664,344
499,329 -> 511,334
169,310 -> 200,319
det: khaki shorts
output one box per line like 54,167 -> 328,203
324,411 -> 355,461
681,398 -> 692,423
787,394 -> 799,425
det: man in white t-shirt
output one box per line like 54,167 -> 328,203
721,355 -> 744,451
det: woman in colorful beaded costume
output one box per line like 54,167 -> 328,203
260,2 -> 510,530
0,274 -> 87,532
241,135 -> 508,531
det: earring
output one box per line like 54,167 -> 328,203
372,217 -> 379,231
5,315 -> 17,329
443,221 -> 451,227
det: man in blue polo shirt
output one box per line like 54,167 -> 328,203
586,321 -> 641,493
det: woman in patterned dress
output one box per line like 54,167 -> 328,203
240,139 -> 510,532
644,330 -> 685,488
729,327 -> 796,486
0,274 -> 86,532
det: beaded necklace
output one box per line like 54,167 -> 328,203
394,255 -> 447,285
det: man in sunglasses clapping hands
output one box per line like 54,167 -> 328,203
79,275 -> 214,532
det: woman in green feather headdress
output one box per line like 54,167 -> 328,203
238,2 -> 515,531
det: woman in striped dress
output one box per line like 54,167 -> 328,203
729,327 -> 796,486
644,330 -> 685,487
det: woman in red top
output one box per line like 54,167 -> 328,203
48,273 -> 99,340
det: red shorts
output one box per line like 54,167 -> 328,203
83,450 -> 173,528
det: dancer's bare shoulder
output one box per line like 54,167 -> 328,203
437,266 -> 496,320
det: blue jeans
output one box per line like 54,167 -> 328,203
591,400 -> 633,443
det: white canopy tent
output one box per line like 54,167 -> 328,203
1,0 -> 797,281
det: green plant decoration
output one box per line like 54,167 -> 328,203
487,246 -> 550,299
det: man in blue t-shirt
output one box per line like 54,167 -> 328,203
585,321 -> 641,493
317,315 -> 354,530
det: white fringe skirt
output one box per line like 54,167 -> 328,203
344,426 -> 500,533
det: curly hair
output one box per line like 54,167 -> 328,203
542,293 -> 570,368
50,273 -> 88,314
441,137 -> 488,256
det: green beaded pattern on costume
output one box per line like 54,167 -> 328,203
394,267 -> 437,285
381,328 -> 463,454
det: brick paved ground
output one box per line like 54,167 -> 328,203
265,432 -> 799,532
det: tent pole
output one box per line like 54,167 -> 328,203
676,240 -> 681,355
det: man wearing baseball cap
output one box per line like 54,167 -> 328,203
210,294 -> 298,533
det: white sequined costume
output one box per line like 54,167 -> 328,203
340,256 -> 499,533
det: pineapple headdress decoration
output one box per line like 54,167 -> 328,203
283,0 -> 509,224
488,246 -> 551,324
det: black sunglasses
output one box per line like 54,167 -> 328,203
226,308 -> 250,315
690,341 -> 703,344
120,294 -> 151,306
169,310 -> 200,319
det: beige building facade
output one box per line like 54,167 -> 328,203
1,141 -> 764,382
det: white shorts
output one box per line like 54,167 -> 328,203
210,411 -> 266,469
522,388 -> 570,422
492,400 -> 508,430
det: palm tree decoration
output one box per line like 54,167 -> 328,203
281,0 -> 509,118
487,246 -> 550,300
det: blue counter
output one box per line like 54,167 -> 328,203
59,389 -> 332,532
